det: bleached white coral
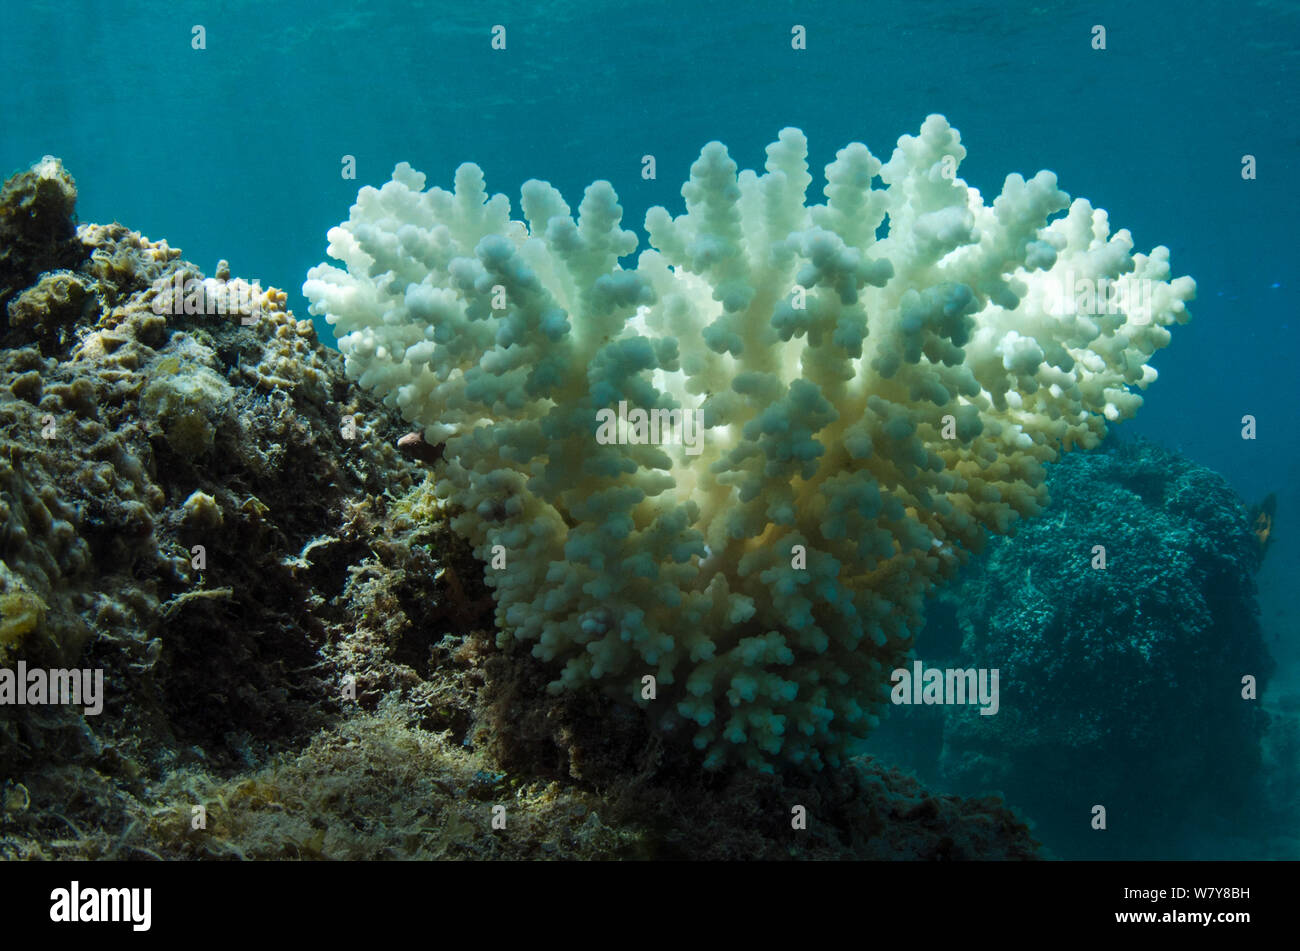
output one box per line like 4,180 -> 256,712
304,115 -> 1193,770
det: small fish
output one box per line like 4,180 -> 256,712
397,431 -> 446,465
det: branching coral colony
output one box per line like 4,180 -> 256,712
304,115 -> 1193,770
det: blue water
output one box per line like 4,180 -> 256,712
5,0 -> 1298,855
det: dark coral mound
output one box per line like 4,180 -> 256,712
0,157 -> 86,333
0,157 -> 425,815
0,158 -> 1039,860
877,437 -> 1276,859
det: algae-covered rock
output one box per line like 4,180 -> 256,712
0,563 -> 46,664
7,270 -> 94,345
0,156 -> 421,815
0,157 -> 84,329
140,361 -> 233,456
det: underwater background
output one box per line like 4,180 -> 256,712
2,0 -> 1297,860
